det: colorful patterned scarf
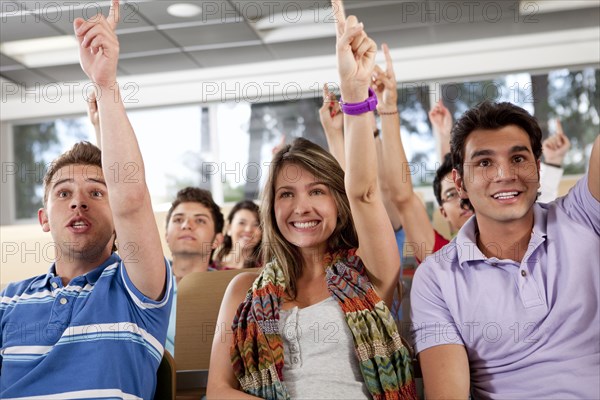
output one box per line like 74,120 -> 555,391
230,249 -> 417,399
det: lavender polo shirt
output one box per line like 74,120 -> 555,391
411,175 -> 600,399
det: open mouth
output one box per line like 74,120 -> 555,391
492,191 -> 521,200
67,218 -> 90,232
292,221 -> 319,229
71,221 -> 88,230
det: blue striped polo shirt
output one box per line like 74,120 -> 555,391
0,253 -> 173,399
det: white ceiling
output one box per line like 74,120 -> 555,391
2,0 -> 599,89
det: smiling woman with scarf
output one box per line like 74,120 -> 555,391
206,1 -> 416,399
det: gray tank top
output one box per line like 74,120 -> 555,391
278,296 -> 370,399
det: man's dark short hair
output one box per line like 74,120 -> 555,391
165,187 -> 224,235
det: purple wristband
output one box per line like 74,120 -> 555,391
340,88 -> 378,115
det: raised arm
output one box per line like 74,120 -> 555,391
539,119 -> 570,202
318,84 -> 346,170
74,0 -> 166,300
334,0 -> 398,306
370,45 -> 401,231
590,134 -> 600,201
429,99 -> 453,161
375,134 -> 403,231
372,43 -> 435,263
87,91 -> 101,147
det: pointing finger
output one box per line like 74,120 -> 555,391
382,43 -> 394,75
331,0 -> 346,38
556,119 -> 564,137
323,83 -> 330,100
107,0 -> 120,30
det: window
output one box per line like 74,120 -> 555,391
541,68 -> 599,174
10,104 -> 208,221
6,67 -> 598,224
128,105 -> 208,205
441,68 -> 599,174
396,83 -> 434,186
215,97 -> 325,202
12,118 -> 94,220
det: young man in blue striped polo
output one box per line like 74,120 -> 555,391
0,1 -> 172,398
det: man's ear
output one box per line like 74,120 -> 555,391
212,233 -> 224,249
38,208 -> 50,232
452,169 -> 468,199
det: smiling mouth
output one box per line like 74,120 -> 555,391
492,191 -> 520,200
292,221 -> 319,229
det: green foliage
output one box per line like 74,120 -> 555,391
545,68 -> 600,173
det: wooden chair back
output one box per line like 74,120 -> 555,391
174,268 -> 258,371
154,350 -> 176,400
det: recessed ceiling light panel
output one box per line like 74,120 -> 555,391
167,3 -> 202,18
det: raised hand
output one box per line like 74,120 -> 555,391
271,134 -> 287,156
332,0 -> 376,102
74,0 -> 120,87
428,99 -> 453,138
86,90 -> 101,145
319,84 -> 345,169
543,119 -> 571,166
371,43 -> 398,112
87,91 -> 99,126
319,84 -> 343,133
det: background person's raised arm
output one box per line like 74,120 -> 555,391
372,43 -> 435,263
318,84 -> 346,170
429,99 -> 453,161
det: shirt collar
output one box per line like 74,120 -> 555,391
528,203 -> 548,253
30,253 -> 121,289
455,215 -> 487,268
531,202 -> 548,239
455,204 -> 548,268
29,269 -> 55,290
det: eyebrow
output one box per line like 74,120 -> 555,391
276,181 -> 327,193
52,177 -> 107,190
172,212 -> 210,218
470,145 -> 532,159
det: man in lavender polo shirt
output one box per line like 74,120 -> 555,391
411,101 -> 599,399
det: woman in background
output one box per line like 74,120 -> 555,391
213,200 -> 262,269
